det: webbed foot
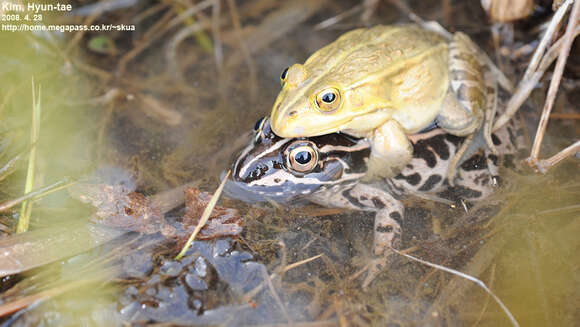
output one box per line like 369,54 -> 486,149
350,256 -> 390,290
350,206 -> 404,290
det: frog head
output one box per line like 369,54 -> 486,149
270,62 -> 392,138
225,117 -> 370,203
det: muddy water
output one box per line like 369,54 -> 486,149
1,0 -> 579,326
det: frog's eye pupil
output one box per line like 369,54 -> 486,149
321,92 -> 336,103
253,117 -> 265,131
280,67 -> 289,81
294,151 -> 311,164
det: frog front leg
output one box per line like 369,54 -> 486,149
365,119 -> 413,181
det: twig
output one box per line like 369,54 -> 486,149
493,0 -> 575,131
226,0 -> 257,99
537,203 -> 580,216
549,113 -> 580,119
395,249 -> 520,327
471,264 -> 496,327
172,2 -> 213,53
261,265 -> 292,324
280,254 -> 323,274
242,253 -> 325,303
0,154 -> 22,183
175,170 -> 230,259
0,279 -> 90,317
313,4 -> 362,30
0,178 -> 73,212
524,0 -> 573,82
211,0 -> 223,71
527,0 -> 580,168
535,140 -> 580,173
17,80 -> 41,233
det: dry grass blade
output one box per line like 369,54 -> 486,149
0,280 -> 85,317
242,253 -> 325,303
261,265 -> 292,324
313,4 -> 363,30
0,154 -> 22,183
175,170 -> 230,260
471,264 -> 496,327
280,254 -> 323,274
527,0 -> 580,168
17,80 -> 41,233
493,0 -> 574,131
0,178 -> 73,212
393,249 -> 520,327
535,140 -> 580,173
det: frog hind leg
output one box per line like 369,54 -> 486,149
328,183 -> 405,289
314,183 -> 405,289
447,64 -> 500,185
365,120 -> 413,181
359,205 -> 405,289
312,183 -> 404,256
439,32 -> 498,184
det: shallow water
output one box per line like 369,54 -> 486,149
0,0 -> 579,326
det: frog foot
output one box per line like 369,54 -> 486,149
351,207 -> 403,289
350,256 -> 390,290
446,128 -> 498,185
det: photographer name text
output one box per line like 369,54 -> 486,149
2,1 -> 72,13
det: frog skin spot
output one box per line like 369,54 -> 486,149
491,133 -> 502,146
418,174 -> 443,192
376,225 -> 394,233
389,212 -> 403,227
371,197 -> 385,209
341,189 -> 366,209
394,172 -> 422,186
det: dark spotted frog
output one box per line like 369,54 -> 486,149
225,114 -> 522,286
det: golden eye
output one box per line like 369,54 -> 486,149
280,67 -> 289,85
287,145 -> 318,172
315,88 -> 341,112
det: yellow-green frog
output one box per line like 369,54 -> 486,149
270,24 -> 502,182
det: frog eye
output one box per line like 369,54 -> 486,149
253,116 -> 265,131
288,145 -> 318,172
280,67 -> 289,85
315,88 -> 341,112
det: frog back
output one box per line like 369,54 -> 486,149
305,25 -> 447,88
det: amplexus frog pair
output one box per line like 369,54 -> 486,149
225,24 -> 519,286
